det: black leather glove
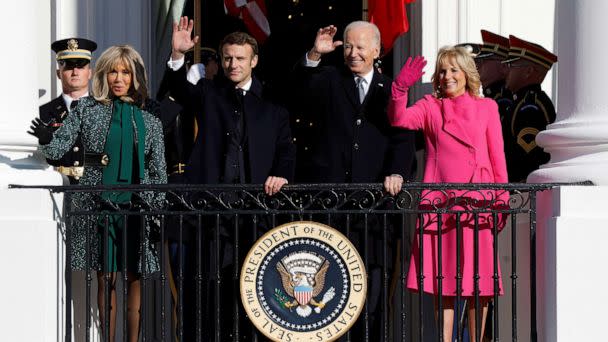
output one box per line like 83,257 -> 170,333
27,118 -> 53,145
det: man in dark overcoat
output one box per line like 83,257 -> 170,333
39,38 -> 97,184
293,23 -> 416,189
292,21 -> 417,341
167,19 -> 294,189
163,16 -> 296,340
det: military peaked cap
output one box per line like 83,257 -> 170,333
477,30 -> 510,59
503,35 -> 557,70
51,38 -> 97,62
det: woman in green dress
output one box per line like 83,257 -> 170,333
36,45 -> 166,342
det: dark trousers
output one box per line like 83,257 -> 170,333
200,214 -> 272,340
168,240 -> 199,340
319,213 -> 400,342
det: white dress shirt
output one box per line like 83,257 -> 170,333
62,92 -> 89,113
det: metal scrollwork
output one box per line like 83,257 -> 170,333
21,182 -> 568,217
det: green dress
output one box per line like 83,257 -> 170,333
40,96 -> 166,274
98,100 -> 148,272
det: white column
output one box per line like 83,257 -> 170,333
535,187 -> 608,342
0,1 -> 65,342
528,0 -> 608,184
527,1 -> 608,341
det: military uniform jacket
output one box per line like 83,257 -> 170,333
293,61 -> 416,183
503,84 -> 556,182
40,96 -> 167,273
39,96 -> 85,171
144,96 -> 191,182
483,80 -> 513,123
164,66 -> 296,184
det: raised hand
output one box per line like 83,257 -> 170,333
308,25 -> 343,61
394,56 -> 427,89
171,16 -> 200,60
27,118 -> 53,145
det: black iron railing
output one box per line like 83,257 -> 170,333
11,182 -> 584,342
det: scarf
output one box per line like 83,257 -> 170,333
101,99 -> 146,202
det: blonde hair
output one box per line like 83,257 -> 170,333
431,46 -> 481,98
92,45 -> 149,106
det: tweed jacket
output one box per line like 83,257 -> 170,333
40,96 -> 167,272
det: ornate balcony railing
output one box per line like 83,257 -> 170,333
10,182 -> 587,342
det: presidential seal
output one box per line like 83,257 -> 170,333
240,221 -> 367,341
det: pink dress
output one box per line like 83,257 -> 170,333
388,89 -> 509,296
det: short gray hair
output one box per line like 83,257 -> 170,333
343,21 -> 381,50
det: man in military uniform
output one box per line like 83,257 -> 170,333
475,30 -> 513,123
502,35 -> 557,182
39,38 -> 97,184
185,46 -> 220,85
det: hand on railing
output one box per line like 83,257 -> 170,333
264,176 -> 288,196
384,174 -> 404,196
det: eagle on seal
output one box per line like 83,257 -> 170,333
276,252 -> 331,317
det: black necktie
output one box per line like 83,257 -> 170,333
234,88 -> 246,144
235,88 -> 245,106
70,99 -> 79,111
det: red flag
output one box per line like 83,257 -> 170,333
224,0 -> 271,44
369,0 -> 415,53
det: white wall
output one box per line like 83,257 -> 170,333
536,187 -> 608,341
39,0 -> 153,106
0,1 -> 66,340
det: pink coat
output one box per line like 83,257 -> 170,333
389,89 -> 509,296
389,91 -> 507,186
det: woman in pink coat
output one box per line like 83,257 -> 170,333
387,46 -> 509,341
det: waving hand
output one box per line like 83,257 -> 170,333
171,16 -> 200,60
307,25 -> 343,61
394,56 -> 427,90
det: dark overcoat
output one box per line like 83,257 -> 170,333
164,66 -> 296,184
293,62 -> 417,183
164,67 -> 297,340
